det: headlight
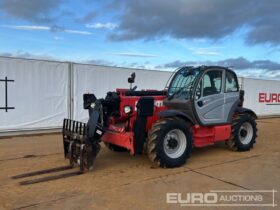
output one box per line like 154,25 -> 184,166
124,105 -> 133,114
90,102 -> 95,109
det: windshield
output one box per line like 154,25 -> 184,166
167,67 -> 200,100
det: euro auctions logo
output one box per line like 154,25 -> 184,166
259,93 -> 280,105
166,190 -> 277,207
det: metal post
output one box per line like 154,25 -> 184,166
5,77 -> 8,112
0,76 -> 14,112
70,62 -> 74,120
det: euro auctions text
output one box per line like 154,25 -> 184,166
166,190 -> 277,207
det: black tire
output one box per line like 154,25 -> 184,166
147,118 -> 193,168
226,113 -> 257,151
104,142 -> 128,152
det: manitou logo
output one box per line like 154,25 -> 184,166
259,93 -> 280,105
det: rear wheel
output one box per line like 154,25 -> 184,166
226,113 -> 257,151
147,118 -> 193,168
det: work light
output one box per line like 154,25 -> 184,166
124,105 -> 133,114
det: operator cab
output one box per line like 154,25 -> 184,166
165,66 -> 240,126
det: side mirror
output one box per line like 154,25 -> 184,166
128,72 -> 136,84
128,72 -> 136,90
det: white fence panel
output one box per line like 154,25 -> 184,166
242,78 -> 280,116
0,57 -> 69,132
1,56 -> 280,134
73,64 -> 172,121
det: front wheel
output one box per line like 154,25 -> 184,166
226,113 -> 257,151
147,118 -> 193,168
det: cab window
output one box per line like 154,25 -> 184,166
225,71 -> 238,92
202,70 -> 222,97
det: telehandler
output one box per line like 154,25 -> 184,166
63,66 -> 257,172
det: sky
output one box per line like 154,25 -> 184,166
0,0 -> 280,79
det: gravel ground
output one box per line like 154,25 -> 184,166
0,118 -> 279,210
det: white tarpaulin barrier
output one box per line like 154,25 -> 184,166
0,56 -> 280,134
73,64 -> 172,121
0,57 -> 69,132
242,78 -> 280,116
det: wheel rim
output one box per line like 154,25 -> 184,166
239,122 -> 253,144
163,129 -> 187,159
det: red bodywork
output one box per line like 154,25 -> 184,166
101,89 -> 231,155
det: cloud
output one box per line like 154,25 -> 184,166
0,0 -> 63,23
2,25 -> 49,31
0,51 -> 117,67
1,25 -> 92,35
63,29 -> 92,35
113,52 -> 159,58
157,57 -> 280,71
49,25 -> 92,35
86,23 -> 117,30
123,62 -> 147,69
155,60 -> 187,69
188,47 -> 222,56
109,0 -> 280,45
0,51 -> 57,60
0,52 -> 116,67
54,36 -> 64,40
84,59 -> 116,66
77,11 -> 97,23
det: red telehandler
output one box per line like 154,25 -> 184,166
63,66 -> 257,172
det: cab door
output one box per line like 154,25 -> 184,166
224,70 -> 240,122
194,69 -> 226,125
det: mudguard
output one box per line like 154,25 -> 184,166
234,107 -> 258,119
159,109 -> 195,124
